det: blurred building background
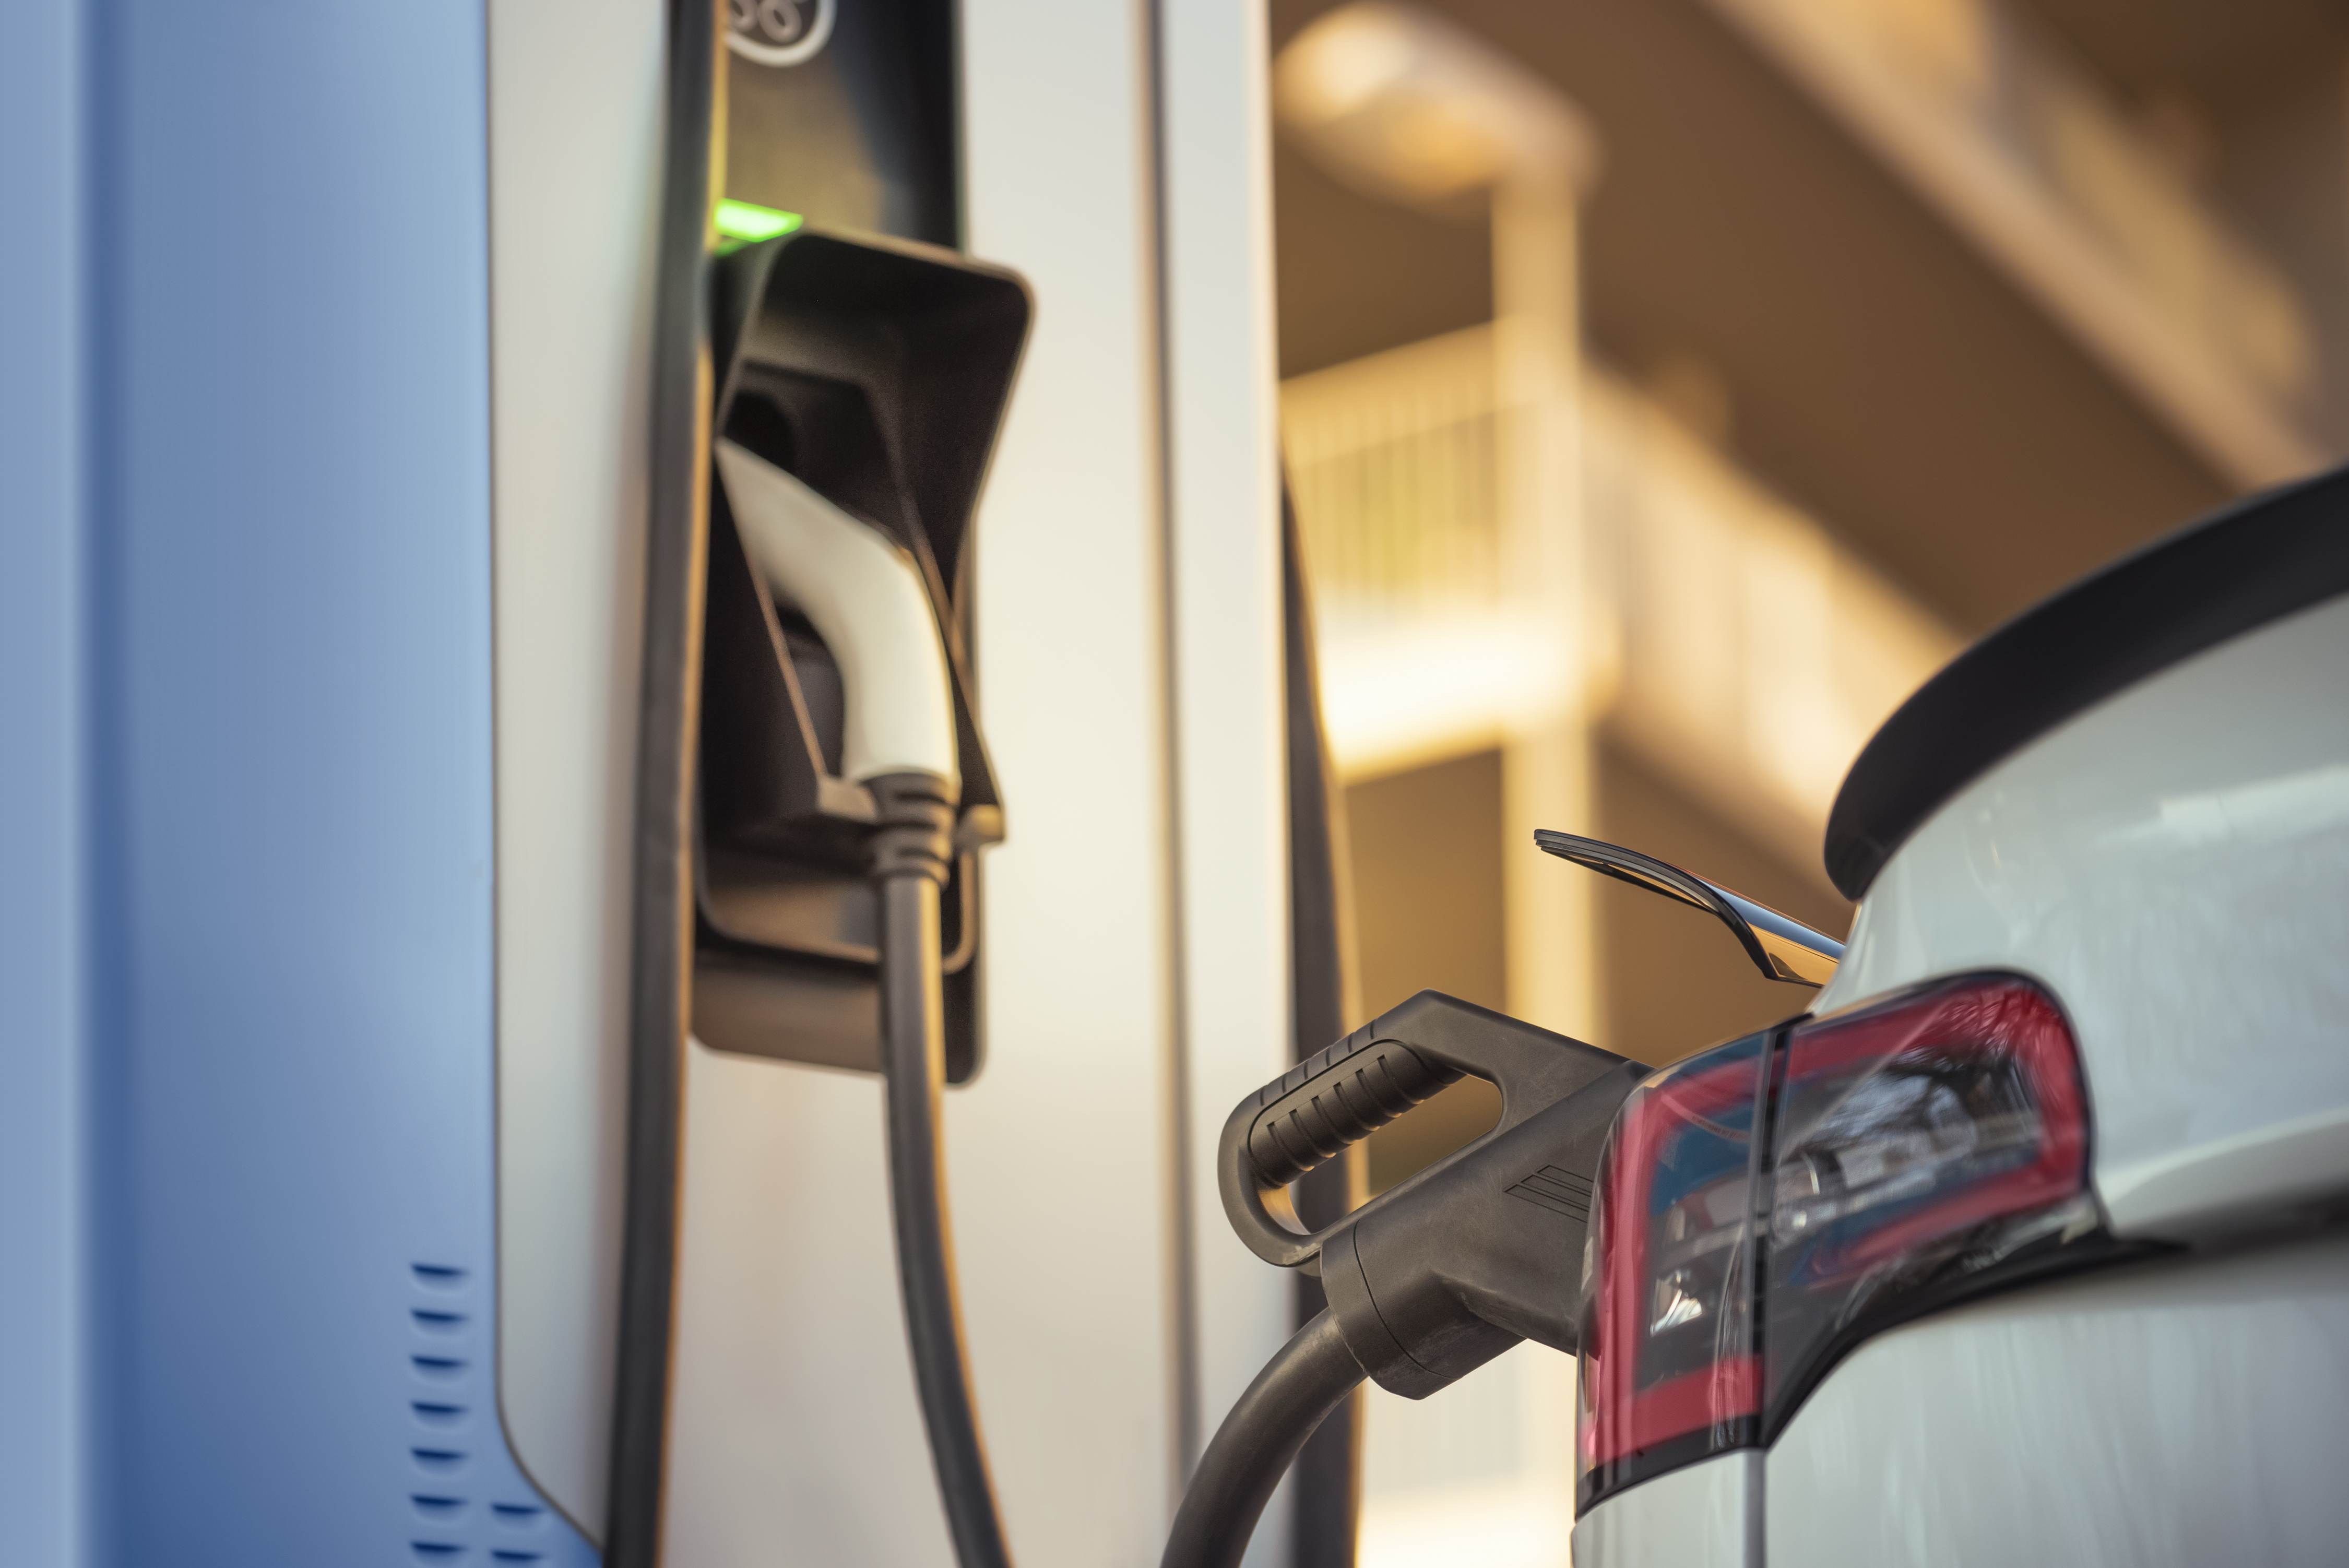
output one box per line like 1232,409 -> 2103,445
1266,0 -> 2349,1560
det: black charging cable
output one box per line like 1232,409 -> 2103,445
1162,1312 -> 1366,1568
871,770 -> 1014,1568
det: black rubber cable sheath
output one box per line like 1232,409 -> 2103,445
1161,1311 -> 1367,1568
881,872 -> 1015,1568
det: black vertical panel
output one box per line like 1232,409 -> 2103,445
724,0 -> 960,246
1280,486 -> 1367,1568
609,2 -> 725,1561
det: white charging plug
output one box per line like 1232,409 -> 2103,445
715,438 -> 961,795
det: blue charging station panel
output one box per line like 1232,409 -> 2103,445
65,4 -> 599,1561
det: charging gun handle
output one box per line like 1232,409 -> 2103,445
1167,995 -> 1640,1568
1216,990 -> 1627,1269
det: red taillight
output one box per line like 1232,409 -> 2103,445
1577,1030 -> 1772,1495
1577,975 -> 2093,1510
1762,976 -> 2090,1417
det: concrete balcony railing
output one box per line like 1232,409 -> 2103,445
1284,321 -> 1961,890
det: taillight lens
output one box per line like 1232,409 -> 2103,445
1577,975 -> 2094,1511
1763,975 -> 2091,1419
1575,1028 -> 1773,1503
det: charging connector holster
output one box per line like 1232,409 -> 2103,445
693,228 -> 1030,1083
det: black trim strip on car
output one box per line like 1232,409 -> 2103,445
1825,461 -> 2349,901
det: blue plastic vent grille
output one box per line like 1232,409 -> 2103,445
401,1262 -> 571,1563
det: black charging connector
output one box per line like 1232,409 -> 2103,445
1165,992 -> 1646,1568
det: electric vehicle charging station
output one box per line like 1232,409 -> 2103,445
6,1 -> 1855,1564
501,1 -> 1303,1561
8,0 -> 1296,1563
29,4 -> 2349,1564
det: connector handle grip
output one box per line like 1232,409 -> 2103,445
1242,1035 -> 1463,1191
1217,990 -> 1630,1269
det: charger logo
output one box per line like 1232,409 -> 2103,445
728,0 -> 835,67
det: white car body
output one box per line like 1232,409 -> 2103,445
1574,486 -> 2349,1566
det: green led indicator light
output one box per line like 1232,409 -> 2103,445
715,200 -> 803,244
